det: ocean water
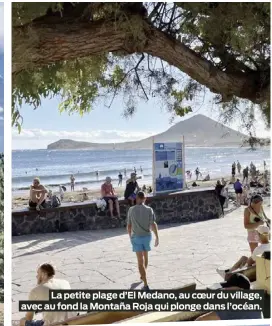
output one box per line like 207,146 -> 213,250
12,147 -> 270,193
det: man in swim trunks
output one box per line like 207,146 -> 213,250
127,191 -> 159,291
70,175 -> 75,191
237,160 -> 241,174
29,178 -> 48,211
101,177 -> 121,219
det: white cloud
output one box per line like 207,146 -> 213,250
12,128 -> 156,150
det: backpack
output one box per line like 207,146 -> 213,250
51,195 -> 61,208
96,199 -> 107,211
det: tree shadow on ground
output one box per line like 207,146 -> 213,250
12,211 -> 237,259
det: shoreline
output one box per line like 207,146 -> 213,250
12,173 -> 255,210
13,145 -> 271,151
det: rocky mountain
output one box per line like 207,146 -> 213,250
48,114 -> 250,150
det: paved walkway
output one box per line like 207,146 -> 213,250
12,199 -> 270,320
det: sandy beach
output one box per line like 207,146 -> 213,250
12,174 -> 255,210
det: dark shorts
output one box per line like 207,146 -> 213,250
125,193 -> 136,200
25,320 -> 44,326
29,200 -> 45,208
235,189 -> 243,194
103,196 -> 117,208
216,310 -> 262,320
103,196 -> 117,202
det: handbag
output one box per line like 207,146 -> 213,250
220,188 -> 227,198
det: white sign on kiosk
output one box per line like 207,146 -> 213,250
152,136 -> 185,195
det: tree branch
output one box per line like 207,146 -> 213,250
13,16 -> 269,104
134,54 -> 149,100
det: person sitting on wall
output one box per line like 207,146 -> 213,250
196,274 -> 262,321
29,178 -> 48,211
101,177 -> 121,219
19,263 -> 76,326
216,225 -> 270,279
124,173 -> 141,206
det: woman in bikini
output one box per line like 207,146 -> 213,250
244,194 -> 268,253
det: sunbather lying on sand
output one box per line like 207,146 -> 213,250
216,225 -> 270,278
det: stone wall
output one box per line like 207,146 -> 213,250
12,189 -> 222,236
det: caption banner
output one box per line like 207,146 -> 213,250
19,290 -> 264,312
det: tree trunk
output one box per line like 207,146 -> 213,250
13,16 -> 269,104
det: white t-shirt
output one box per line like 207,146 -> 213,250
28,278 -> 76,325
251,242 -> 270,261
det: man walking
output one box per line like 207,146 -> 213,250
237,161 -> 241,175
243,166 -> 249,184
118,172 -> 123,186
127,191 -> 159,291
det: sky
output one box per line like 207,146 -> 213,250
11,11 -> 270,151
0,3 -> 3,50
12,89 -> 270,150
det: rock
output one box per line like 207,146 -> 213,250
12,190 -> 222,235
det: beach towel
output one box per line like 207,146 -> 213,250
96,199 -> 107,211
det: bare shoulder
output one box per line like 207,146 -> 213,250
244,206 -> 250,215
40,184 -> 48,192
